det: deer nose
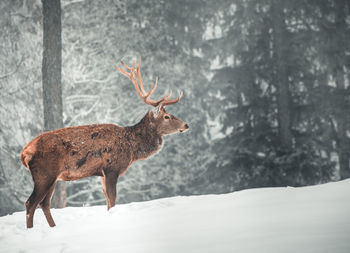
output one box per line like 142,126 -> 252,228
184,124 -> 189,129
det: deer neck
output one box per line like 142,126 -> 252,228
127,112 -> 163,161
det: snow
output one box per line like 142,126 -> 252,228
1,180 -> 350,253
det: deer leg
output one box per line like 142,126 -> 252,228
25,180 -> 55,228
39,181 -> 57,227
101,171 -> 119,210
100,176 -> 108,205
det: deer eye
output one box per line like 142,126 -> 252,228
164,115 -> 170,119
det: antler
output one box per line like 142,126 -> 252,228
116,58 -> 183,107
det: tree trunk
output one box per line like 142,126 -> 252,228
42,0 -> 66,207
334,0 -> 350,179
272,1 -> 292,150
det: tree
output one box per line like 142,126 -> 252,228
272,0 -> 292,150
309,0 -> 350,180
332,0 -> 349,179
0,0 -> 43,215
42,0 -> 65,208
201,0 -> 336,190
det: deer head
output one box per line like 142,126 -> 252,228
116,58 -> 189,136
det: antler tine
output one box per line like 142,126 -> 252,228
146,76 -> 158,98
116,62 -> 143,97
161,91 -> 183,107
115,66 -> 129,78
116,58 -> 165,107
121,60 -> 132,71
135,58 -> 147,95
165,90 -> 173,100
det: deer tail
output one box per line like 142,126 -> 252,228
21,146 -> 33,170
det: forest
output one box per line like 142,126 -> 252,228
0,0 -> 349,216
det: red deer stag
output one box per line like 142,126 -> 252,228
21,59 -> 188,228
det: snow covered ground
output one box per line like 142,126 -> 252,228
1,180 -> 350,253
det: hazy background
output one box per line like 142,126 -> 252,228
0,0 -> 349,216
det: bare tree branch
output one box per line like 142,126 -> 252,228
0,57 -> 23,80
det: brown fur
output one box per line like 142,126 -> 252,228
21,107 -> 188,228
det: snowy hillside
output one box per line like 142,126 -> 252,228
1,180 -> 350,253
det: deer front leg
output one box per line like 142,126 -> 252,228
101,170 -> 119,210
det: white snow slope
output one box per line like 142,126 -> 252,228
1,180 -> 350,253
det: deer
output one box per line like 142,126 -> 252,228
20,59 -> 189,228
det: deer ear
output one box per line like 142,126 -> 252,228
152,105 -> 162,117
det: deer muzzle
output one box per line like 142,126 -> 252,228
179,124 -> 189,133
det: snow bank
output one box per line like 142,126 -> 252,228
1,180 -> 350,253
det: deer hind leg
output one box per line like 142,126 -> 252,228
101,171 -> 119,210
25,176 -> 56,228
39,181 -> 57,227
